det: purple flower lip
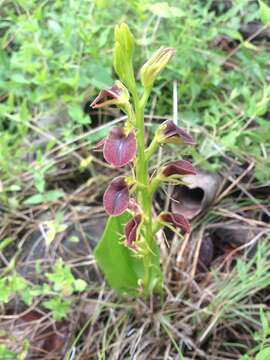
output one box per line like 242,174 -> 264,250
160,120 -> 195,145
162,160 -> 196,177
90,84 -> 122,109
103,127 -> 137,168
159,212 -> 190,234
103,177 -> 129,216
124,214 -> 142,248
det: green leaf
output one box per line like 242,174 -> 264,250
239,356 -> 250,360
259,1 -> 270,25
221,28 -> 243,41
148,2 -> 185,18
256,347 -> 270,360
24,190 -> 64,205
0,345 -> 18,360
44,190 -> 64,202
80,64 -> 112,89
24,193 -> 45,205
0,278 -> 11,303
68,104 -> 89,125
34,172 -> 45,193
87,126 -> 109,143
221,130 -> 239,148
94,212 -> 143,295
43,297 -> 71,321
47,19 -> 62,33
74,279 -> 87,292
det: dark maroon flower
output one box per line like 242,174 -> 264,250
124,214 -> 142,248
160,120 -> 195,145
162,160 -> 196,177
159,212 -> 190,234
90,81 -> 129,109
104,127 -> 137,168
103,177 -> 129,216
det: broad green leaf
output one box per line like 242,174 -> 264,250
256,347 -> 270,360
24,190 -> 64,205
24,193 -> 45,205
259,1 -> 270,25
44,190 -> 64,202
94,212 -> 143,295
221,28 -> 243,41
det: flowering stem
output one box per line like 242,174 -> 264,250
131,87 -> 155,294
92,24 -> 194,297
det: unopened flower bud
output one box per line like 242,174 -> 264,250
114,23 -> 134,61
113,24 -> 135,90
140,47 -> 176,89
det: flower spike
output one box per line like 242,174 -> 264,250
159,120 -> 195,145
162,160 -> 196,177
103,127 -> 137,168
103,177 -> 129,216
93,22 -> 198,295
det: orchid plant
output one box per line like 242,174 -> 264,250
91,24 -> 196,296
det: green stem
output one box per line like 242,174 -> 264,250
145,136 -> 159,162
131,87 -> 154,295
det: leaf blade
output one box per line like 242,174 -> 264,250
94,212 -> 143,295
